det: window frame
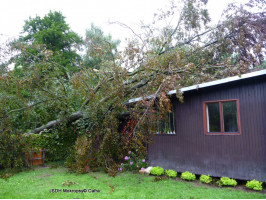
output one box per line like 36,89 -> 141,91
203,99 -> 241,135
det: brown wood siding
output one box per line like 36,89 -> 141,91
148,75 -> 266,181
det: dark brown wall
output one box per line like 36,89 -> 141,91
148,75 -> 266,181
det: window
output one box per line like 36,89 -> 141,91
203,99 -> 241,135
155,108 -> 176,135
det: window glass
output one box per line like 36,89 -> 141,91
154,107 -> 175,134
207,102 -> 221,132
160,112 -> 175,134
169,111 -> 175,133
223,101 -> 238,132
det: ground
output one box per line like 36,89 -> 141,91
0,165 -> 265,199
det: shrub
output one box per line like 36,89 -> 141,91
181,171 -> 196,181
32,126 -> 78,162
246,180 -> 263,191
120,151 -> 148,172
218,177 -> 237,187
150,166 -> 164,176
0,131 -> 29,170
199,175 -> 212,184
165,169 -> 177,178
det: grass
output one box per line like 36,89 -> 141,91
0,166 -> 265,199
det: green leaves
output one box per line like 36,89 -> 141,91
246,180 -> 263,191
181,171 -> 196,181
0,131 -> 29,169
14,11 -> 82,74
150,166 -> 164,176
165,169 -> 177,178
217,177 -> 237,187
199,174 -> 212,184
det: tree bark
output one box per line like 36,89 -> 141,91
25,110 -> 83,136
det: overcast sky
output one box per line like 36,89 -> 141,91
0,0 -> 249,46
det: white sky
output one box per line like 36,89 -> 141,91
0,0 -> 248,47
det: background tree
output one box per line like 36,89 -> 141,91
12,11 -> 82,77
0,11 -> 85,135
83,24 -> 120,70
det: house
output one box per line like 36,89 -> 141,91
128,69 -> 266,181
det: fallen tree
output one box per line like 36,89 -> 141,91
0,0 -> 265,171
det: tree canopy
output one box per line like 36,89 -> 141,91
12,11 -> 82,76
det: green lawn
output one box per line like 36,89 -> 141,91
0,166 -> 265,199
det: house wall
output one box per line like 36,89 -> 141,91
148,75 -> 266,181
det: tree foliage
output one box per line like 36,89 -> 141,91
0,0 -> 265,171
12,11 -> 82,76
83,24 -> 120,69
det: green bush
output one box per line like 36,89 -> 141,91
246,180 -> 263,191
150,166 -> 164,176
120,151 -> 148,172
165,170 -> 177,178
181,171 -> 196,181
218,177 -> 237,187
199,174 -> 212,184
28,126 -> 78,162
0,131 -> 29,170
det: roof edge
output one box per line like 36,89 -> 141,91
168,69 -> 266,95
128,69 -> 266,104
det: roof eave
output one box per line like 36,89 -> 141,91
128,69 -> 266,104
